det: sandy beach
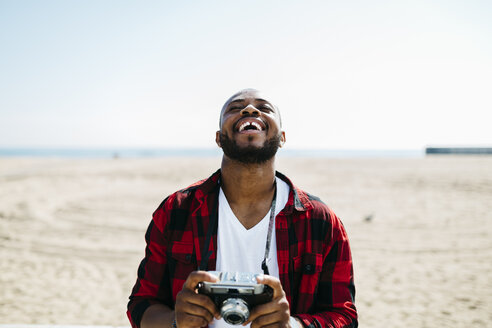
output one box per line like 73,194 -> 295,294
0,156 -> 491,327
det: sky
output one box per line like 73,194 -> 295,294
1,0 -> 491,150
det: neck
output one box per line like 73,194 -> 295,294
220,156 -> 276,205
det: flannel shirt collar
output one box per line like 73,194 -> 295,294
193,169 -> 313,213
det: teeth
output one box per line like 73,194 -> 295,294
238,122 -> 249,132
238,121 -> 263,132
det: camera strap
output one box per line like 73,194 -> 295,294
261,180 -> 277,275
199,178 -> 278,276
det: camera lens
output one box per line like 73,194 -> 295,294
220,298 -> 250,325
226,314 -> 242,324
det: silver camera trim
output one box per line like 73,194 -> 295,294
220,298 -> 250,325
200,271 -> 266,294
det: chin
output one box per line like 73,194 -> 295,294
220,133 -> 281,165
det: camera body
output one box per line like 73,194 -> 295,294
197,271 -> 273,325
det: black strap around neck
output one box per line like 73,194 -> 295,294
261,180 -> 277,275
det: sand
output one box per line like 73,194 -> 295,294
0,156 -> 491,327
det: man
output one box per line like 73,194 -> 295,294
127,89 -> 358,328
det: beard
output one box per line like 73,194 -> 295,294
219,132 -> 282,164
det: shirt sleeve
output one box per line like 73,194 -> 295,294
295,213 -> 358,328
127,196 -> 174,328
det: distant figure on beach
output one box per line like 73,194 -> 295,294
127,89 -> 358,328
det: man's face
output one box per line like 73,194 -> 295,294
216,89 -> 285,164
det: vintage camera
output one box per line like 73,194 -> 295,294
197,271 -> 273,325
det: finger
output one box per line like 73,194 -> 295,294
245,292 -> 290,325
256,274 -> 285,299
245,300 -> 289,326
180,289 -> 217,307
183,270 -> 219,290
249,312 -> 286,328
245,304 -> 272,325
181,301 -> 215,323
177,289 -> 219,318
175,299 -> 215,326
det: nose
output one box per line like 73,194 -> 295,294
240,104 -> 260,116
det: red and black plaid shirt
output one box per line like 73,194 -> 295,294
127,170 -> 357,328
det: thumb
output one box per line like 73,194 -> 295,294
184,271 -> 219,290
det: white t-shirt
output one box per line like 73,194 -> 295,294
210,177 -> 290,328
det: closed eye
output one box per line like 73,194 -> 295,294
227,106 -> 242,112
259,105 -> 273,112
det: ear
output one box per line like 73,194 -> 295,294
279,131 -> 286,148
215,131 -> 222,147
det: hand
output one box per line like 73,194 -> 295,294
243,275 -> 293,328
175,271 -> 220,328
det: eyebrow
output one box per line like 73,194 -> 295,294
228,98 -> 271,106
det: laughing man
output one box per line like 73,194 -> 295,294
127,89 -> 358,328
